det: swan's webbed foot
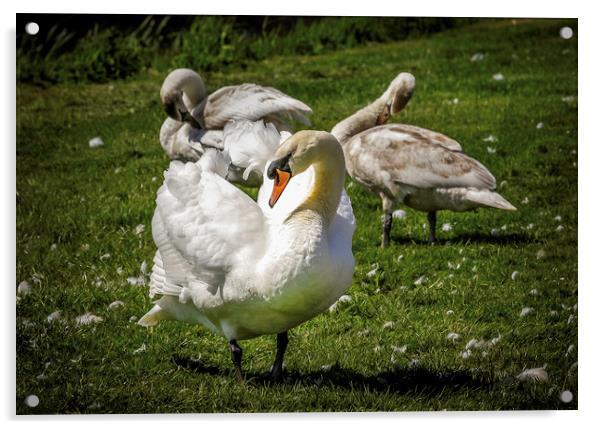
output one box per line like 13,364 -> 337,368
269,331 -> 289,381
427,211 -> 437,244
229,339 -> 244,382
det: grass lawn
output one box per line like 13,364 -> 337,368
16,18 -> 577,413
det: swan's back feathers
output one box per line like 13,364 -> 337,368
346,124 -> 496,191
152,160 -> 268,295
391,124 -> 463,152
204,84 -> 312,130
223,120 -> 282,180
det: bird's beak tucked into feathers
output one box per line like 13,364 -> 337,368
376,102 -> 392,126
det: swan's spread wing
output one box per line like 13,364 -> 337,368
152,159 -> 268,292
204,84 -> 312,129
347,125 -> 496,191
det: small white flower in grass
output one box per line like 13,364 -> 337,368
76,313 -> 104,326
447,333 -> 461,343
338,295 -> 352,304
549,310 -> 559,318
392,345 -> 407,354
520,307 -> 534,317
525,223 -> 534,230
392,209 -> 407,219
134,224 -> 145,235
127,276 -> 145,286
81,243 -> 90,251
100,253 -> 111,261
133,344 -> 146,354
491,228 -> 499,236
114,167 -> 122,174
556,225 -> 564,231
320,364 -> 333,371
129,315 -> 139,323
47,311 -> 61,322
492,73 -> 505,81
441,223 -> 453,232
487,146 -> 497,154
414,275 -> 426,286
17,280 -> 32,296
554,215 -> 562,222
517,367 -> 549,383
536,249 -> 546,259
446,310 -> 454,315
460,350 -> 472,359
373,345 -> 381,353
140,260 -> 148,274
560,390 -> 573,403
383,321 -> 395,330
483,135 -> 498,143
536,122 -> 544,129
109,300 -> 124,310
366,268 -> 378,278
24,394 -> 40,407
465,339 -> 479,350
529,289 -> 539,296
471,52 -> 485,62
151,176 -> 158,182
501,225 -> 507,231
397,254 -> 404,262
522,197 -> 529,204
511,271 -> 519,281
116,267 -> 124,275
89,137 -> 104,148
50,243 -> 57,251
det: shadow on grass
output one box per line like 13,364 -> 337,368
391,232 -> 538,246
172,356 -> 488,396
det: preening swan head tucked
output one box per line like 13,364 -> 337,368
160,68 -> 206,129
331,72 -> 416,145
376,72 -> 416,125
266,130 -> 345,211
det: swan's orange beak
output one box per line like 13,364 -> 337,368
269,169 -> 291,208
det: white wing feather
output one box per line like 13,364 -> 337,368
204,84 -> 312,130
150,158 -> 267,298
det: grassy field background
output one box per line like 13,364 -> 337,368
16,18 -> 577,413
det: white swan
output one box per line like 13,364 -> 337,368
139,126 -> 356,380
331,72 -> 516,246
158,68 -> 313,186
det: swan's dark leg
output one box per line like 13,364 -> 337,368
270,331 -> 289,380
427,211 -> 437,244
380,194 -> 394,248
382,213 -> 393,248
229,339 -> 243,382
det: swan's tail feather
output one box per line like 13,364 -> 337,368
465,189 -> 517,211
138,304 -> 173,327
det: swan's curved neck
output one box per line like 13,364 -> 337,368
288,149 -> 346,227
162,69 -> 206,110
330,97 -> 386,145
